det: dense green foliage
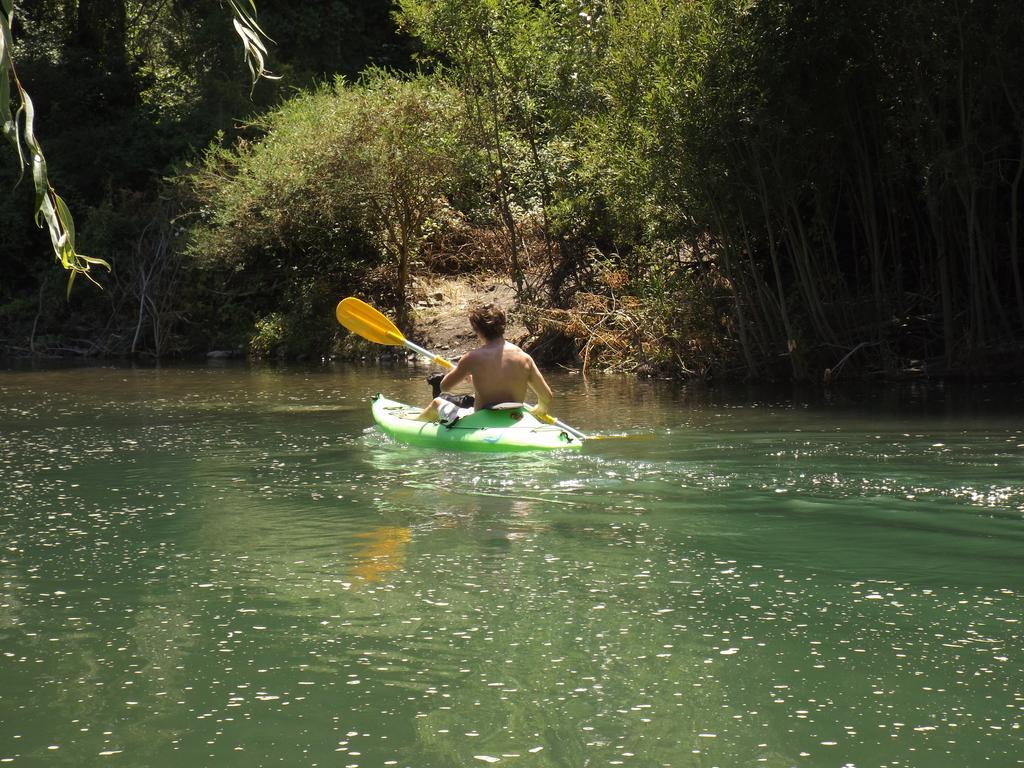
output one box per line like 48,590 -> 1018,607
185,73 -> 479,356
3,0 -> 1022,379
399,0 -> 1024,378
1,0 -> 413,356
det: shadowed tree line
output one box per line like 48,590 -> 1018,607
3,0 -> 1022,380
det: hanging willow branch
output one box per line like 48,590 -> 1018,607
1,0 -> 110,296
1,0 -> 277,294
227,0 -> 280,89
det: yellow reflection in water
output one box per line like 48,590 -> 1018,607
348,526 -> 412,586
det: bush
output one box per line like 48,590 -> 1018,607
181,71 -> 482,353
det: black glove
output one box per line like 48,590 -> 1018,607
426,372 -> 444,397
426,372 -> 474,408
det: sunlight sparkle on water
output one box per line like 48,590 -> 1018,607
1,368 -> 1022,766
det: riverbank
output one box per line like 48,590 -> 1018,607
6,265 -> 1023,387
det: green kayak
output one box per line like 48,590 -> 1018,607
370,394 -> 584,452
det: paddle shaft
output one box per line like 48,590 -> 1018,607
404,339 -> 454,370
535,412 -> 589,441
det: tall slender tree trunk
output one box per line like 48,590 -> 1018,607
75,0 -> 127,74
466,54 -> 523,296
479,39 -> 557,287
928,192 -> 957,369
1009,127 -> 1024,329
717,240 -> 759,379
751,155 -> 804,379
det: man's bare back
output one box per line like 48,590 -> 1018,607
445,339 -> 551,410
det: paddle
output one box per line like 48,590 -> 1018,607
336,296 -> 455,370
335,296 -> 591,441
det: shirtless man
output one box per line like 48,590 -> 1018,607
416,303 -> 553,423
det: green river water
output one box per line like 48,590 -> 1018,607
1,364 -> 1022,767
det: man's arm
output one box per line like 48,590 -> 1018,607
440,353 -> 474,392
527,357 -> 553,417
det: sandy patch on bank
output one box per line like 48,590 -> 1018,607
409,275 -> 528,357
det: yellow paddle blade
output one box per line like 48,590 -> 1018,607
335,297 -> 406,346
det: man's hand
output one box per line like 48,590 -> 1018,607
526,358 -> 553,421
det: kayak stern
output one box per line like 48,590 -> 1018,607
370,394 -> 582,452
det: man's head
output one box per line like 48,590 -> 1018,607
468,303 -> 506,341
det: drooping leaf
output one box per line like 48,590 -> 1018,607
0,19 -> 25,180
0,12 -> 7,64
53,193 -> 76,247
229,0 -> 274,41
83,253 -> 112,272
0,4 -> 11,50
21,87 -> 37,149
227,0 -> 279,88
30,148 -> 47,221
1,67 -> 20,152
37,194 -> 62,256
1,69 -> 10,130
0,7 -> 12,126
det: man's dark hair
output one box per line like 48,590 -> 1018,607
469,303 -> 506,341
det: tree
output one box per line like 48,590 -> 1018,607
0,0 -> 274,293
347,73 -> 465,306
398,0 -> 607,298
